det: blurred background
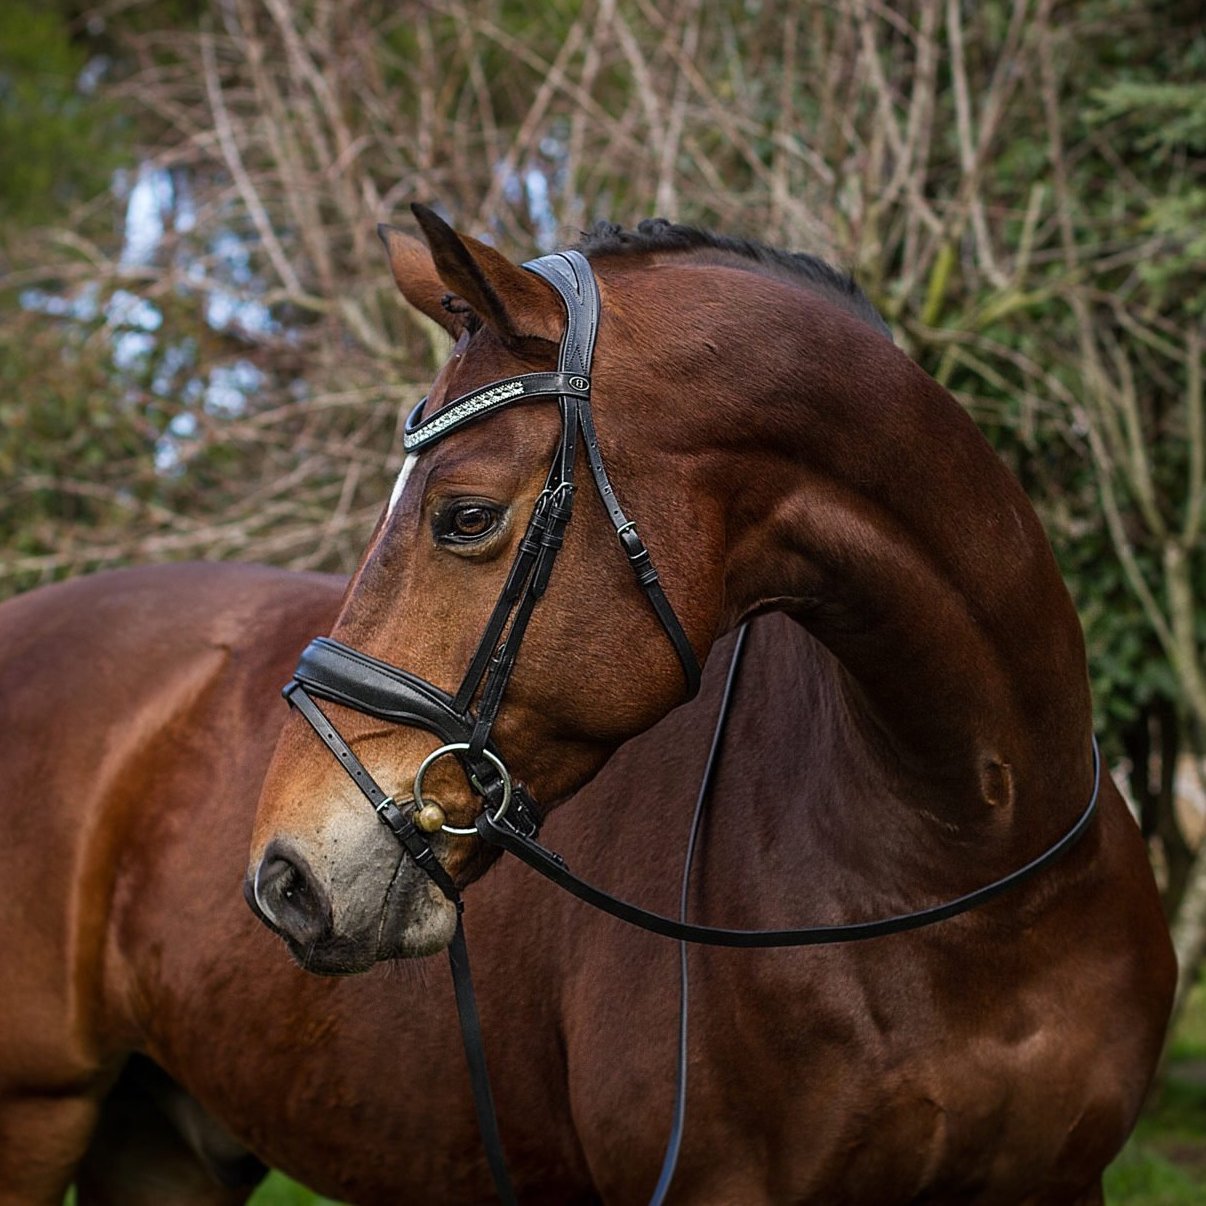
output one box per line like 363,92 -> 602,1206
1,0 -> 1202,1201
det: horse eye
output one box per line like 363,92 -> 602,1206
436,502 -> 502,545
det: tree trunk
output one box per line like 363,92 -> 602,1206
1161,752 -> 1206,1058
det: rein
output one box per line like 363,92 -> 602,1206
282,249 -> 1103,1204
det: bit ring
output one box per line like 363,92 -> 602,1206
411,742 -> 512,836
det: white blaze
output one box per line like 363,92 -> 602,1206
387,454 -> 418,518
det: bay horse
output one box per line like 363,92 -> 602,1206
0,213 -> 1172,1204
245,209 -> 1175,1200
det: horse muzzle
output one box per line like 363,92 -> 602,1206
244,828 -> 459,972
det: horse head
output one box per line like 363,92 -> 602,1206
246,209 -> 745,970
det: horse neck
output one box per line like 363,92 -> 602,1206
695,291 -> 1092,830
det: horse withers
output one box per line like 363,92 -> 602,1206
243,210 -> 1174,1202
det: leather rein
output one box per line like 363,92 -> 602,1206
282,249 -> 1102,1204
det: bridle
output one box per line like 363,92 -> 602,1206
280,248 -> 1102,1204
285,251 -> 698,864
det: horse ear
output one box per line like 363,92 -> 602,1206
410,203 -> 563,348
377,224 -> 464,337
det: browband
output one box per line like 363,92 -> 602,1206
404,372 -> 590,452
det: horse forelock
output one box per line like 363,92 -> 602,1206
574,219 -> 893,341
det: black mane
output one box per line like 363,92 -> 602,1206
575,218 -> 891,339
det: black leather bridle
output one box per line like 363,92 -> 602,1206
285,251 -> 698,863
281,248 -> 1102,1205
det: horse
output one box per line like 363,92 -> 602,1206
244,209 -> 1176,1200
0,212 -> 1172,1205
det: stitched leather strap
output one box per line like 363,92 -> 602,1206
525,252 -> 701,697
615,523 -> 701,697
289,642 -> 542,839
452,461 -> 562,715
649,622 -> 749,1205
523,252 -> 599,378
448,916 -> 518,1206
296,637 -> 471,739
476,737 -> 1102,948
285,683 -> 460,901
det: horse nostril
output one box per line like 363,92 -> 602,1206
277,861 -> 302,901
257,857 -> 296,909
250,842 -> 333,946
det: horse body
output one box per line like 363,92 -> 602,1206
0,559 -> 1168,1203
0,562 -> 563,1204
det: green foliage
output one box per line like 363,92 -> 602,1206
1088,82 -> 1206,153
0,1 -> 128,230
0,307 -> 147,565
1084,59 -> 1206,315
1107,1078 -> 1206,1204
1139,189 -> 1206,310
0,293 -> 177,594
66,1170 -> 344,1204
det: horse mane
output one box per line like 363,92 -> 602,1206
575,219 -> 892,341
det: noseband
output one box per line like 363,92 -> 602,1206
279,249 -> 1102,1205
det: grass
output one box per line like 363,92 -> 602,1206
1105,1074 -> 1206,1204
249,1173 -> 344,1205
1104,978 -> 1206,1205
1105,1148 -> 1203,1205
